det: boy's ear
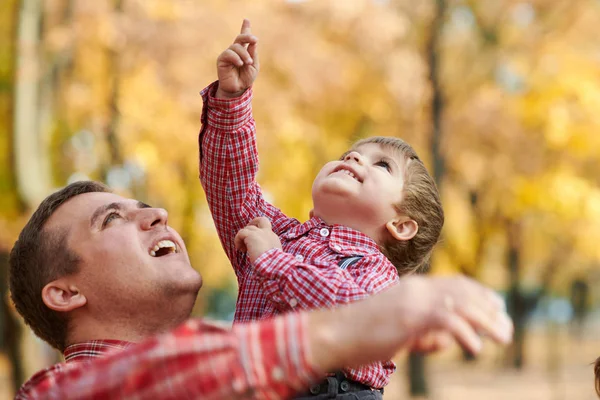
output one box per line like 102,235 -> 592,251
386,217 -> 418,242
42,278 -> 87,313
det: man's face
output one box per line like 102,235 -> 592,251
46,191 -> 202,330
311,142 -> 406,240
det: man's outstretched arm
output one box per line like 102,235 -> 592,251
17,315 -> 319,400
18,276 -> 513,400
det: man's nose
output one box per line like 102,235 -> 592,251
139,208 -> 168,230
344,151 -> 363,164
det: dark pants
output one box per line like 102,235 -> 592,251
294,392 -> 382,400
293,373 -> 384,400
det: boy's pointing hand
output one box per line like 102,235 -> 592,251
216,19 -> 260,99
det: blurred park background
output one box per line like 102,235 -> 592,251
1,0 -> 600,398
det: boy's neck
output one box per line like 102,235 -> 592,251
310,212 -> 385,244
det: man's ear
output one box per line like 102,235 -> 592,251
42,279 -> 87,313
386,217 -> 418,242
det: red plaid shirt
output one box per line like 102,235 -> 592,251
16,316 -> 318,399
199,82 -> 399,389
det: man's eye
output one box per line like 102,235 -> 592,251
375,160 -> 391,172
102,212 -> 121,227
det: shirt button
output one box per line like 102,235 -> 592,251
272,366 -> 284,382
295,254 -> 304,262
333,245 -> 342,252
289,298 -> 298,308
319,228 -> 330,237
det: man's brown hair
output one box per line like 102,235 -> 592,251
351,136 -> 444,275
9,181 -> 111,351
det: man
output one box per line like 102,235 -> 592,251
9,181 -> 512,399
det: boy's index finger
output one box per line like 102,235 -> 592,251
240,19 -> 251,35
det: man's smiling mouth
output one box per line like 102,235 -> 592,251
150,240 -> 178,257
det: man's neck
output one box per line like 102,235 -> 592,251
66,314 -> 183,347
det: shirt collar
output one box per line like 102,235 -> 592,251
64,339 -> 132,363
283,216 -> 327,239
283,216 -> 381,255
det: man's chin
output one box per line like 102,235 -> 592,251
175,269 -> 203,293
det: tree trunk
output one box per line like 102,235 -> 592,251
100,0 -> 124,181
13,0 -> 60,385
506,220 -> 526,368
13,0 -> 51,205
408,0 -> 447,396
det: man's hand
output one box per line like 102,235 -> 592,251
215,19 -> 259,99
308,276 -> 513,372
234,217 -> 282,263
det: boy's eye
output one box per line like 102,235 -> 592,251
102,212 -> 121,227
375,160 -> 391,172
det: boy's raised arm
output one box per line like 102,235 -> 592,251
199,20 -> 292,276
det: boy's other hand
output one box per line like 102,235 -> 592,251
216,19 -> 259,99
234,217 -> 282,263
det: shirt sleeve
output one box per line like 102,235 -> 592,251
20,315 -> 320,400
198,82 -> 295,279
252,249 -> 400,310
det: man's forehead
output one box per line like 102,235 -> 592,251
46,191 -> 130,228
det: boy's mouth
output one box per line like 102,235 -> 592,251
331,165 -> 363,182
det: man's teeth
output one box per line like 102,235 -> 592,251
150,240 -> 177,257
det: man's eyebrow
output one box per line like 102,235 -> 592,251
90,202 -> 123,227
89,201 -> 152,227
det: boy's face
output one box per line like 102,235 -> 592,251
311,142 -> 406,241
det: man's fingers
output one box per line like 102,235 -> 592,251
240,18 -> 251,35
455,277 -> 507,323
455,303 -> 513,345
411,331 -> 453,354
440,313 -> 483,355
228,43 -> 253,65
219,49 -> 244,67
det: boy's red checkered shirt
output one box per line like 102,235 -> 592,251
199,82 -> 400,389
16,316 -> 318,399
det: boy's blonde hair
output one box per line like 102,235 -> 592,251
351,136 -> 444,275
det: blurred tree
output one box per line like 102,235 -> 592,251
3,0 -> 600,393
0,0 -> 23,394
408,0 -> 447,396
14,0 -> 51,205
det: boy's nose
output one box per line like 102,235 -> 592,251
344,151 -> 363,164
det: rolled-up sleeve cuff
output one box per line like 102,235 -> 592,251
235,313 -> 322,398
253,249 -> 297,280
200,81 -> 254,130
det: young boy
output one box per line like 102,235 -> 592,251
198,20 -> 444,396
